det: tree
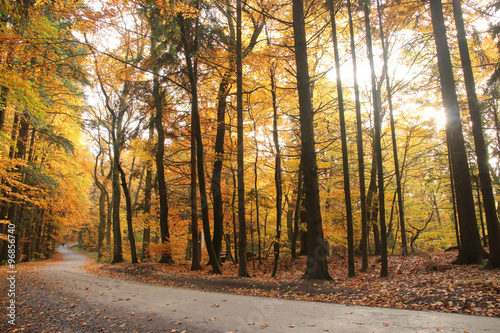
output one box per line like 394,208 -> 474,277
270,60 -> 283,277
190,125 -> 202,270
452,0 -> 500,268
363,0 -> 388,277
429,0 -> 484,264
347,0 -> 369,271
376,0 -> 408,256
178,4 -> 222,274
328,0 -> 355,277
237,0 -> 250,278
209,0 -> 263,264
292,0 -> 332,280
141,117 -> 155,262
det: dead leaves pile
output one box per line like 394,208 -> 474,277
84,251 -> 499,318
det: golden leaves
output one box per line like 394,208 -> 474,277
173,4 -> 199,19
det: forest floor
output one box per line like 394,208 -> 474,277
83,250 -> 500,318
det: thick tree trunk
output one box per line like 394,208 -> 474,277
429,0 -> 484,264
292,0 -> 332,280
452,0 -> 500,268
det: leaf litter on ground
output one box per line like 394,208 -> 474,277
81,251 -> 499,317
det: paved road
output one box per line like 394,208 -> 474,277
4,247 -> 499,332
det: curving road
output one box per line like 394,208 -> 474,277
3,247 -> 499,332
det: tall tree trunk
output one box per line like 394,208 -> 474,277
270,64 -> 283,277
376,0 -> 407,256
0,86 -> 8,131
153,74 -> 173,264
292,0 -> 332,280
291,165 -> 303,259
211,71 -> 231,263
447,137 -> 462,252
329,0 -> 355,277
363,0 -> 388,277
98,188 -> 106,260
251,114 -> 262,265
118,164 -> 138,264
236,0 -> 250,277
475,176 -> 488,247
141,117 -> 154,262
9,112 -> 20,159
179,13 -> 222,274
94,149 -> 108,261
228,113 -> 238,263
429,0 -> 484,264
191,127 -> 202,270
452,0 -> 500,268
347,0 -> 369,272
111,132 -> 123,263
98,77 -> 129,265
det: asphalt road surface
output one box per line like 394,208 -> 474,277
2,247 -> 499,332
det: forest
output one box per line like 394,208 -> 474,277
1,0 -> 500,282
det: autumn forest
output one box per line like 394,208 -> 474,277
1,0 -> 500,281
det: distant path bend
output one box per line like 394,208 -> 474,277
3,247 -> 499,332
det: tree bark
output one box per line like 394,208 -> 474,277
329,0 -> 355,277
118,164 -> 138,264
236,0 -> 250,277
363,0 -> 388,277
452,0 -> 500,268
153,73 -> 173,264
191,127 -> 202,270
291,164 -> 303,259
179,12 -> 222,274
0,86 -> 8,131
292,0 -> 332,280
376,0 -> 407,256
347,0 -> 369,272
270,64 -> 283,277
141,117 -> 154,262
211,71 -> 231,263
429,0 -> 484,264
